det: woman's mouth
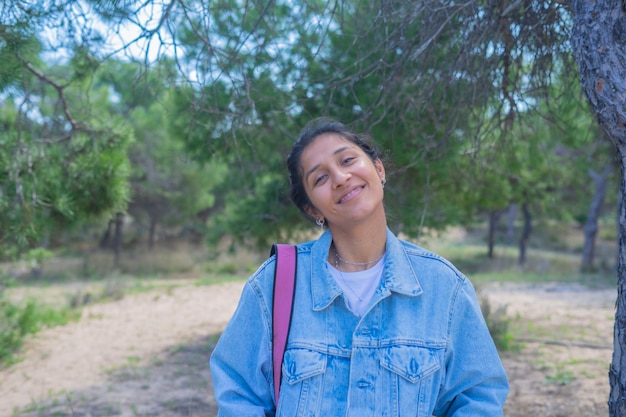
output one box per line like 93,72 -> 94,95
338,186 -> 364,204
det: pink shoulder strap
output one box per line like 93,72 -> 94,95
271,243 -> 297,406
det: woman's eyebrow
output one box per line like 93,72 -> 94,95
304,146 -> 350,182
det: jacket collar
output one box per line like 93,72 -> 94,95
310,228 -> 423,311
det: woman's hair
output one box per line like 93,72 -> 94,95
286,118 -> 381,225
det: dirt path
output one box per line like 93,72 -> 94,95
486,282 -> 615,417
0,280 -> 616,417
1,281 -> 245,417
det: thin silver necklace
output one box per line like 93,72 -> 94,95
332,244 -> 385,269
335,269 -> 364,301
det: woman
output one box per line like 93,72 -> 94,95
210,118 -> 509,416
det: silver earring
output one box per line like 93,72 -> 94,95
382,178 -> 386,189
316,218 -> 325,230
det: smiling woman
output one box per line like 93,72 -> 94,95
209,118 -> 509,417
300,132 -> 387,240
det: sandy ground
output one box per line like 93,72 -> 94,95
487,282 -> 615,417
0,280 -> 616,417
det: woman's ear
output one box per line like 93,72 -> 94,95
304,205 -> 321,220
375,158 -> 386,181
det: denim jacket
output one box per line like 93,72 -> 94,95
210,228 -> 509,416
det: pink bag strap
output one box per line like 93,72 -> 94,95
271,243 -> 297,406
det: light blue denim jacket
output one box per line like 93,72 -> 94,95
210,228 -> 509,416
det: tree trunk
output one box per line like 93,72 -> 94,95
113,212 -> 124,268
612,163 -> 626,417
149,215 -> 157,250
581,164 -> 612,272
518,203 -> 531,265
99,219 -> 115,249
571,1 -> 626,415
507,203 -> 517,244
487,210 -> 501,258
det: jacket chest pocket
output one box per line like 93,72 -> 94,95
380,346 -> 442,417
277,348 -> 327,417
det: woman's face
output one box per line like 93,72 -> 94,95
299,133 -> 386,228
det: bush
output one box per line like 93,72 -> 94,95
0,297 -> 79,365
0,299 -> 38,364
479,294 -> 516,351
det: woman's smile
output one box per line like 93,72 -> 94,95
338,185 -> 365,204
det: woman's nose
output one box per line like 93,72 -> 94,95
332,169 -> 351,187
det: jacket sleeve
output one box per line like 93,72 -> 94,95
210,275 -> 276,417
433,279 -> 509,416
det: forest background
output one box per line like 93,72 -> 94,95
1,0 -> 625,415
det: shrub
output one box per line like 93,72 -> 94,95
0,299 -> 38,364
479,294 -> 516,351
0,297 -> 79,365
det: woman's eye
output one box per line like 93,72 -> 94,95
314,174 -> 327,185
343,157 -> 355,165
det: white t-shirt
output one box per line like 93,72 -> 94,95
327,256 -> 385,316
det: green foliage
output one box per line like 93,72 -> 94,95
0,53 -> 134,256
544,366 -> 577,385
24,247 -> 54,272
0,0 -> 614,259
0,300 -> 35,364
0,298 -> 79,365
480,295 -> 516,352
88,60 -> 227,244
0,26 -> 41,89
207,172 -> 302,248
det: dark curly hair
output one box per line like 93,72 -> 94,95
286,118 -> 381,225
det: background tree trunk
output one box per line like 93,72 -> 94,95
518,203 -> 532,265
581,165 -> 611,272
149,216 -> 157,250
570,1 -> 626,415
113,212 -> 124,268
488,210 -> 502,258
507,203 -> 517,245
99,219 -> 115,249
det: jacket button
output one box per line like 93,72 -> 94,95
357,380 -> 373,389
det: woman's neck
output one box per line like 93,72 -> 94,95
328,218 -> 387,272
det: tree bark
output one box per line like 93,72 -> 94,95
518,203 -> 532,265
149,215 -> 157,250
113,212 -> 124,268
570,1 -> 626,415
611,162 -> 626,417
507,203 -> 517,244
99,219 -> 115,249
487,210 -> 502,258
581,164 -> 612,272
